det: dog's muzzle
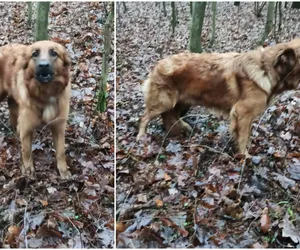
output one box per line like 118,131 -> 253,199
35,61 -> 54,83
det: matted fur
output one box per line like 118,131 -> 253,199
0,41 -> 72,179
137,39 -> 300,155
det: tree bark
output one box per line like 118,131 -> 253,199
189,2 -> 206,53
278,2 -> 282,33
122,2 -> 127,13
97,3 -> 114,112
274,2 -> 278,42
27,2 -> 33,27
209,2 -> 216,47
171,2 -> 176,34
259,2 -> 275,45
35,2 -> 50,41
163,2 -> 167,17
190,2 -> 193,15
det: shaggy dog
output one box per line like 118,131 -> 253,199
0,41 -> 71,179
137,39 -> 300,156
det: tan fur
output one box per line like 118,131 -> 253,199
137,39 -> 300,155
0,41 -> 72,179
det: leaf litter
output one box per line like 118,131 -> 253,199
116,2 -> 300,248
0,2 -> 114,248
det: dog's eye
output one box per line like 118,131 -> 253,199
50,49 -> 58,57
32,50 -> 39,58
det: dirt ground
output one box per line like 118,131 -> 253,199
0,2 -> 114,248
116,2 -> 300,248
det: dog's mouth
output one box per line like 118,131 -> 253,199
35,71 -> 54,83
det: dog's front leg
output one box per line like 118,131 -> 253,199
18,108 -> 40,177
50,120 -> 71,180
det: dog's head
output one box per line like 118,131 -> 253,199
23,41 -> 71,84
263,40 -> 300,92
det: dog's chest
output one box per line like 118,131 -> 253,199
41,97 -> 58,123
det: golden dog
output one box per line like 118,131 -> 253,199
0,41 -> 71,179
137,39 -> 300,156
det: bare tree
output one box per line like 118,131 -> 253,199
190,2 -> 193,15
209,2 -> 217,47
97,3 -> 114,112
122,2 -> 127,13
171,2 -> 176,34
259,2 -> 275,45
162,2 -> 167,17
27,2 -> 33,27
189,2 -> 207,53
35,2 -> 50,41
254,2 -> 266,17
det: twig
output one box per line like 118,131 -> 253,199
117,200 -> 156,221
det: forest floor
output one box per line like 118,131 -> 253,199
0,2 -> 114,248
116,2 -> 300,248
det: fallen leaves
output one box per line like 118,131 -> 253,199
0,2 -> 114,248
116,1 -> 300,248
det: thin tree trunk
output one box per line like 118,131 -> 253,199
27,2 -> 33,27
209,2 -> 217,47
259,2 -> 275,45
190,2 -> 193,15
35,2 -> 50,41
274,2 -> 278,42
171,2 -> 176,34
122,2 -> 127,13
278,2 -> 282,33
189,2 -> 207,53
97,3 -> 114,112
163,2 -> 167,17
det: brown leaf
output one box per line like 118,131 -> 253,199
116,222 -> 126,234
164,173 -> 171,181
40,200 -> 48,207
260,207 -> 271,233
6,225 -> 21,247
155,199 -> 164,208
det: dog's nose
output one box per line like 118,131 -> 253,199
39,61 -> 50,68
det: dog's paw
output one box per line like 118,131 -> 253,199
59,169 -> 72,180
21,165 -> 36,179
181,120 -> 193,133
136,133 -> 146,142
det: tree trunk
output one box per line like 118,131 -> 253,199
259,2 -> 275,45
97,3 -> 114,112
35,2 -> 50,41
163,2 -> 167,17
189,2 -> 206,53
190,2 -> 193,15
274,2 -> 278,42
122,2 -> 127,13
171,2 -> 176,34
291,2 -> 300,8
209,2 -> 216,47
27,2 -> 33,27
278,2 -> 282,33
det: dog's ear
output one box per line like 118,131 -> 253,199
62,51 -> 71,67
22,47 -> 32,70
57,44 -> 71,67
274,48 -> 297,76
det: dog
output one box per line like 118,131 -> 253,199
0,41 -> 72,179
137,39 -> 300,156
